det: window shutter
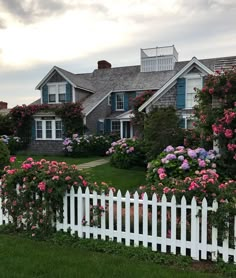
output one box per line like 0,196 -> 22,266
124,93 -> 129,111
111,93 -> 115,112
66,83 -> 72,102
42,85 -> 48,104
176,78 -> 186,109
104,119 -> 111,133
32,120 -> 36,140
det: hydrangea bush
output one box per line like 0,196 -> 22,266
0,157 -> 112,237
146,145 -> 218,185
106,138 -> 145,169
63,134 -> 113,157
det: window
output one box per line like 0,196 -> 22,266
116,93 -> 124,110
186,77 -> 202,108
36,121 -> 42,139
35,119 -> 63,140
48,83 -> 66,103
111,120 -> 120,133
186,119 -> 194,129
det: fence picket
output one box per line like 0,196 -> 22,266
170,195 -> 177,254
201,198 -> 208,260
181,196 -> 187,256
63,191 -> 68,232
191,197 -> 199,260
77,187 -> 83,237
211,200 -> 218,261
161,194 -> 167,253
108,190 -> 114,240
133,191 -> 139,246
70,187 -> 75,234
151,193 -> 157,251
116,190 -> 122,243
125,191 -> 131,246
142,193 -> 148,247
92,190 -> 98,239
85,187 -> 90,239
100,192 -> 106,240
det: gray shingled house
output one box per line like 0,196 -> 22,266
30,45 -> 236,154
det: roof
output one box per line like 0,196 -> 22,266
35,55 -> 236,117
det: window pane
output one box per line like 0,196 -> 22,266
187,119 -> 194,129
186,78 -> 202,108
49,94 -> 56,102
48,85 -> 56,94
56,120 -> 62,139
58,84 -> 66,93
56,130 -> 62,138
59,94 -> 66,102
46,121 -> 52,138
36,121 -> 42,139
56,121 -> 62,129
111,121 -> 120,132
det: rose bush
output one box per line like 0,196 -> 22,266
0,157 -> 111,237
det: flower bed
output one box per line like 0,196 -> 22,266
63,134 -> 113,157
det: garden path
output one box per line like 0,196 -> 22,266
77,158 -> 109,169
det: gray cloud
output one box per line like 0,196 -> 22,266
0,0 -> 108,25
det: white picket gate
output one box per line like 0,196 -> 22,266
1,186 -> 236,263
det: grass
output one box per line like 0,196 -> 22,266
82,163 -> 146,193
0,234 -> 222,278
13,154 -> 101,168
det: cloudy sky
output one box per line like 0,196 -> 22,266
0,0 -> 235,108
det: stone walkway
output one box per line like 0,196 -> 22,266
77,158 -> 109,169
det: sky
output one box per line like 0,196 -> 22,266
0,0 -> 236,108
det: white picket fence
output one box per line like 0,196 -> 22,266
1,187 -> 236,263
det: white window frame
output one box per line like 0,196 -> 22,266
116,93 -> 124,111
47,82 -> 67,104
35,118 -> 63,140
111,120 -> 121,133
182,114 -> 195,129
184,74 -> 202,109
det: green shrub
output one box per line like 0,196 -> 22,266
0,135 -> 23,154
144,107 -> 184,160
106,138 -> 146,169
0,140 -> 10,173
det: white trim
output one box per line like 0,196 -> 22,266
47,82 -> 67,104
34,116 -> 63,140
72,86 -> 75,103
138,57 -> 214,112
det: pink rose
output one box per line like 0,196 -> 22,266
9,156 -> 16,163
38,181 -> 46,191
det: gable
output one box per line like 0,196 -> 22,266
47,71 -> 66,83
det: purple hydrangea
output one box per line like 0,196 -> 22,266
180,160 -> 190,170
187,149 -> 197,158
164,145 -> 174,152
166,153 -> 177,160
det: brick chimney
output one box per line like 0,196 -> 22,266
0,101 -> 7,109
97,60 -> 112,69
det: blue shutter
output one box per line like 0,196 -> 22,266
104,119 -> 111,134
176,78 -> 186,109
111,93 -> 115,112
179,118 -> 185,128
124,93 -> 129,111
66,83 -> 72,102
128,91 -> 136,110
32,120 -> 36,140
42,85 -> 48,104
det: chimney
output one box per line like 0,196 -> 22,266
0,101 -> 7,109
97,60 -> 112,69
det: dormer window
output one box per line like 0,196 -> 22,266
48,83 -> 66,103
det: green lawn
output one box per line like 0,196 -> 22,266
0,235 -> 221,278
14,154 -> 100,168
82,163 -> 146,193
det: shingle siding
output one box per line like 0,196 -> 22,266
86,97 -> 111,133
153,86 -> 177,108
75,88 -> 91,102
